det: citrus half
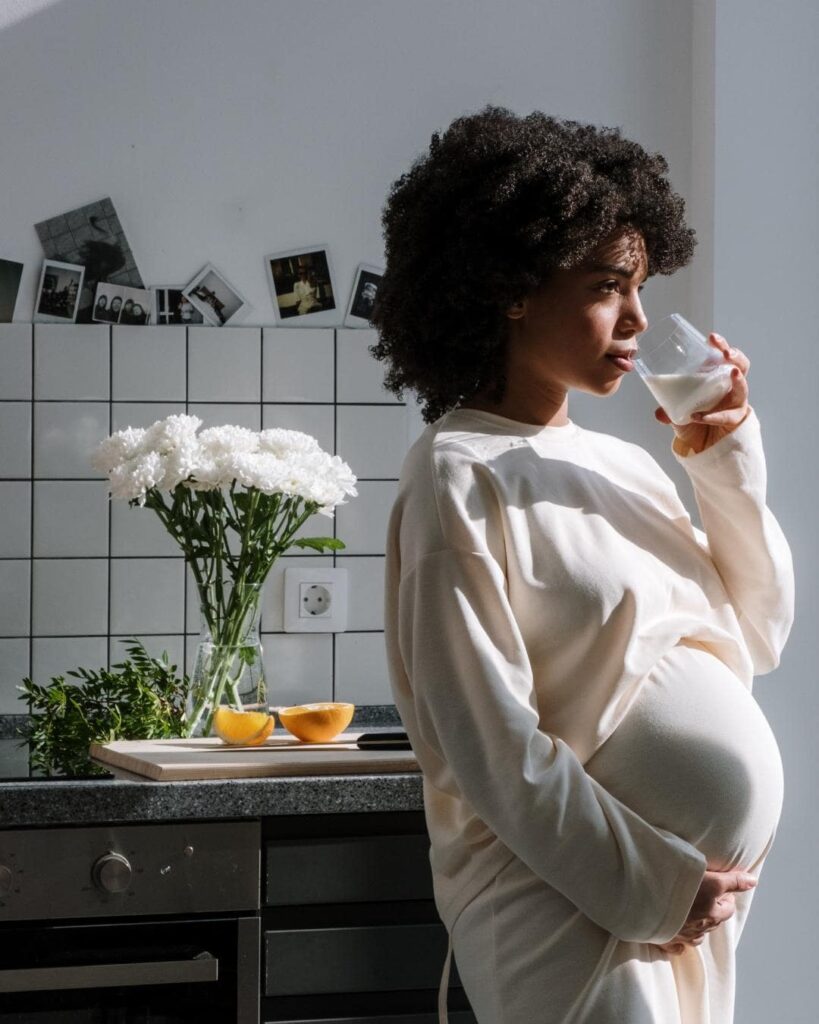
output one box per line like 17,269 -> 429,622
278,702 -> 355,743
212,707 -> 275,746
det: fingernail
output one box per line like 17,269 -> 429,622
732,367 -> 740,379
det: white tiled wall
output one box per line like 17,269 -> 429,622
0,323 -> 427,713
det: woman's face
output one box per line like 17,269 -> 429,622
507,229 -> 649,399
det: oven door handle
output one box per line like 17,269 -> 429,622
0,951 -> 219,993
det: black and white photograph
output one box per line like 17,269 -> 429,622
0,257 -> 24,322
151,286 -> 206,326
93,283 -> 151,324
118,285 -> 152,325
265,245 -> 338,326
344,262 -> 383,327
33,259 -> 85,323
92,282 -> 123,323
182,264 -> 248,326
34,197 -> 144,325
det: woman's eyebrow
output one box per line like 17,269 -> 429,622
586,262 -> 649,283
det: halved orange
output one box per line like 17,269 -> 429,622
278,702 -> 355,743
212,706 -> 275,746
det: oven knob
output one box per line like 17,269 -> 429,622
92,852 -> 132,893
0,864 -> 12,897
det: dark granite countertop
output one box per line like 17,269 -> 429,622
0,772 -> 424,827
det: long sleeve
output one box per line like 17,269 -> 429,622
398,543 -> 706,945
673,408 -> 794,674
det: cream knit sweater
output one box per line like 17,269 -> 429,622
383,406 -> 793,945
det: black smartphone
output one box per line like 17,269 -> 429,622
355,729 -> 412,750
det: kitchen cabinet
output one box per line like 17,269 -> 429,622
260,810 -> 476,1023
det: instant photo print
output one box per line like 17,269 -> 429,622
0,258 -> 24,322
264,245 -> 338,326
152,286 -> 206,325
92,282 -> 123,323
344,262 -> 383,327
182,264 -> 248,326
93,283 -> 151,324
33,260 -> 85,324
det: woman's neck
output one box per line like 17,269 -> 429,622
459,388 -> 569,428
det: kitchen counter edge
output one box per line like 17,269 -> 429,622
0,772 -> 425,827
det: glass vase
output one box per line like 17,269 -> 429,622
184,580 -> 267,737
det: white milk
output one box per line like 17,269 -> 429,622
643,365 -> 734,425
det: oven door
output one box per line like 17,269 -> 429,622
0,914 -> 259,1023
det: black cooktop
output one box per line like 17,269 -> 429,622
0,735 -> 115,782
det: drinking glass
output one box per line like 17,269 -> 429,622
633,314 -> 734,425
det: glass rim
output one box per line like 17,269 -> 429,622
635,313 -> 706,359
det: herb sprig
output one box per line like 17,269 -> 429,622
17,638 -> 190,777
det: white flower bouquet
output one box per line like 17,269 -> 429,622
91,414 -> 357,737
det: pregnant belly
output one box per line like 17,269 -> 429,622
584,643 -> 784,871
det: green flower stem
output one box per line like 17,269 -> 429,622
136,481 -> 326,736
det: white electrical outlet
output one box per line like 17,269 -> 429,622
283,567 -> 348,633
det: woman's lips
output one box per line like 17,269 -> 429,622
606,353 -> 635,372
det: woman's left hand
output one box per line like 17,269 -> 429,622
654,333 -> 751,455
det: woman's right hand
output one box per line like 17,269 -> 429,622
655,869 -> 758,955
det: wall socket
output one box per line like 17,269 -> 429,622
283,567 -> 348,633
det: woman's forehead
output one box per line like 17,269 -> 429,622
592,229 -> 647,270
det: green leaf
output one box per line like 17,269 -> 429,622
16,638 -> 191,776
291,537 -> 346,553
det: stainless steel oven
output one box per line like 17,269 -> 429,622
0,820 -> 260,1022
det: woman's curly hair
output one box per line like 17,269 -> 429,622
368,104 -> 696,424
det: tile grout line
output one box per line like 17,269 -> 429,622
27,325 -> 34,764
332,327 -> 338,702
184,324 -> 190,677
106,325 -> 113,669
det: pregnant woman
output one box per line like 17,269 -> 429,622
372,106 -> 794,1023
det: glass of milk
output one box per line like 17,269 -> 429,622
633,314 -> 734,425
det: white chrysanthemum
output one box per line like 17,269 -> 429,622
224,451 -> 288,492
90,426 -> 147,473
137,414 -> 204,489
109,451 -> 165,505
162,444 -> 204,490
94,414 -> 356,513
267,450 -> 358,511
184,426 -> 261,491
142,413 -> 202,453
199,425 -> 259,457
259,428 -> 321,458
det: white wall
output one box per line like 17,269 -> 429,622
1,0 -> 813,1017
711,1 -> 818,1019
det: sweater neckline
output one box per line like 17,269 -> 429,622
448,407 -> 581,441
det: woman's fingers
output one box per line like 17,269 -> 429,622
691,365 -> 749,426
709,332 -> 751,376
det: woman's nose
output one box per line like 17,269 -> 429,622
622,296 -> 648,336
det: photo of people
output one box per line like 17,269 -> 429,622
33,260 -> 85,323
92,282 -> 121,323
93,283 -> 151,324
265,246 -> 338,325
34,197 -> 144,325
345,262 -> 384,326
151,286 -> 206,325
0,258 -> 24,322
119,286 -> 151,325
182,264 -> 248,326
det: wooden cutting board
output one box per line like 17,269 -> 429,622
90,732 -> 419,781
